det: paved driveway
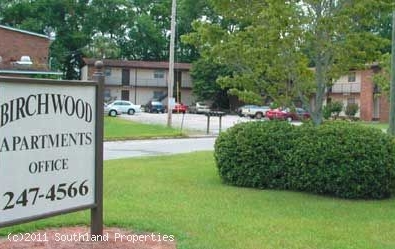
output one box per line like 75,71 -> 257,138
104,137 -> 216,160
121,112 -> 302,134
121,112 -> 250,134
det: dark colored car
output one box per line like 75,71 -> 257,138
172,103 -> 188,113
146,101 -> 165,113
266,108 -> 310,121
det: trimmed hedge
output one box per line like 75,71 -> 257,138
214,121 -> 395,199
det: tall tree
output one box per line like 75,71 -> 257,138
1,0 -> 211,78
184,0 -> 314,108
302,0 -> 392,124
176,0 -> 211,62
83,35 -> 121,59
190,57 -> 232,108
1,0 -> 93,79
88,0 -> 130,39
184,0 -> 393,124
117,0 -> 171,61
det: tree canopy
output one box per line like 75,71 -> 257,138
0,0 -> 208,79
184,0 -> 394,125
1,0 -> 393,125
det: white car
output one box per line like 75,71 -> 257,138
105,100 -> 142,116
104,103 -> 119,117
189,102 -> 210,114
237,105 -> 271,119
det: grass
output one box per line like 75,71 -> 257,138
2,152 -> 395,249
325,120 -> 388,131
359,122 -> 388,131
104,116 -> 186,140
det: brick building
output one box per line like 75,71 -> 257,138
326,66 -> 389,122
0,24 -> 61,77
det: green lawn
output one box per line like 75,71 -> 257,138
359,122 -> 388,131
104,116 -> 186,140
2,152 -> 395,249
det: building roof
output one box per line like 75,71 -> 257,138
83,58 -> 191,70
0,69 -> 62,76
0,25 -> 51,40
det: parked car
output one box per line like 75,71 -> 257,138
106,100 -> 142,115
189,102 -> 210,114
172,102 -> 188,113
265,107 -> 310,121
292,108 -> 311,120
145,101 -> 165,113
104,103 -> 121,117
237,105 -> 271,119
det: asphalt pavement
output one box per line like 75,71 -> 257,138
104,137 -> 216,160
104,113 -> 303,160
104,113 -> 233,160
121,112 -> 250,134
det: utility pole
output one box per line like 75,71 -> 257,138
167,0 -> 176,127
389,10 -> 395,135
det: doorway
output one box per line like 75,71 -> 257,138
121,90 -> 130,101
122,69 -> 130,86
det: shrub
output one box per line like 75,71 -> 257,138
330,101 -> 344,119
345,103 -> 359,118
214,121 -> 395,199
323,105 -> 332,119
322,101 -> 344,120
215,121 -> 295,188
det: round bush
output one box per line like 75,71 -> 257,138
214,121 -> 395,199
215,121 -> 296,188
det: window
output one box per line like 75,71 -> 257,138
153,91 -> 165,99
104,68 -> 111,76
347,98 -> 356,105
154,70 -> 165,79
104,89 -> 111,98
348,72 -> 356,82
122,69 -> 130,85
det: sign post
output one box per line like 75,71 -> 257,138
91,61 -> 104,236
0,62 -> 104,237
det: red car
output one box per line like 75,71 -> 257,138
265,108 -> 310,121
172,103 -> 188,113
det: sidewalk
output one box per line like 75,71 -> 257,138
104,137 -> 216,160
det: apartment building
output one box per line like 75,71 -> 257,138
81,58 -> 195,106
326,66 -> 389,121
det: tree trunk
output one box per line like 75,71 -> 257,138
311,62 -> 326,126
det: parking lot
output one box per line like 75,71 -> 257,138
120,112 -> 252,135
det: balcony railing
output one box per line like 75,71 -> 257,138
104,77 -> 192,88
136,78 -> 167,87
331,83 -> 361,93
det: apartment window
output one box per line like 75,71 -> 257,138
104,89 -> 111,98
348,72 -> 356,82
153,91 -> 165,99
154,70 -> 165,79
347,98 -> 356,105
104,68 -> 111,76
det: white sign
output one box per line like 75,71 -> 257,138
168,97 -> 176,108
0,81 -> 96,225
